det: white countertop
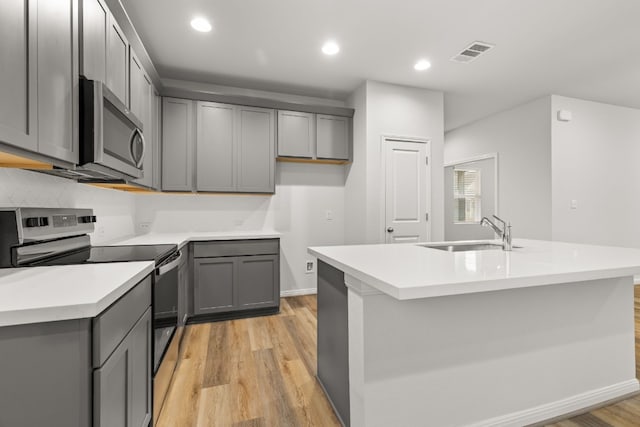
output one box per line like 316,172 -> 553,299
0,262 -> 154,327
308,239 -> 640,300
111,230 -> 281,249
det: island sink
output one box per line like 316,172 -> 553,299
420,242 -> 505,252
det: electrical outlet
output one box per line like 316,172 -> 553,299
305,260 -> 315,274
139,222 -> 151,232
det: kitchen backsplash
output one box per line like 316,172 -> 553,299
0,168 -> 136,245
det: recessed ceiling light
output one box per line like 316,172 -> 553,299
414,59 -> 431,71
322,41 -> 340,55
190,17 -> 212,33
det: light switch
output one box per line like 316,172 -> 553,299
570,199 -> 578,209
325,210 -> 333,221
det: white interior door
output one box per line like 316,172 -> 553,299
384,139 -> 429,243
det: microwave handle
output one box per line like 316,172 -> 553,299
130,128 -> 146,168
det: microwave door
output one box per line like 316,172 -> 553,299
99,97 -> 144,179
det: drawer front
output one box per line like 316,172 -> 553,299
193,239 -> 279,258
93,275 -> 152,368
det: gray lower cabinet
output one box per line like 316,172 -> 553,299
94,308 -> 152,427
194,257 -> 236,314
192,239 -> 280,317
162,97 -> 195,191
0,275 -> 152,427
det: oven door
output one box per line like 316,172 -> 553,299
152,250 -> 181,423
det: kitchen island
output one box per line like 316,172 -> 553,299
309,239 -> 640,427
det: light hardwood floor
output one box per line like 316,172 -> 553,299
157,289 -> 640,427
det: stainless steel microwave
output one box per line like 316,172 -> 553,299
78,77 -> 145,180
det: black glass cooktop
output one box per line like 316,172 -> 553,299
31,244 -> 177,266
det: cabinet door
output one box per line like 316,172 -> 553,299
128,49 -> 145,122
94,308 -> 152,427
129,308 -> 152,427
106,13 -> 129,106
277,110 -> 315,158
237,106 -> 275,193
196,102 -> 236,191
152,92 -> 162,190
36,0 -> 79,164
131,53 -> 153,188
194,257 -> 236,315
162,98 -> 194,191
238,255 -> 279,309
80,0 -> 107,82
0,0 -> 38,152
94,336 -> 129,427
316,114 -> 349,160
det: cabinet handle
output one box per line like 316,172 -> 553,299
387,227 -> 394,233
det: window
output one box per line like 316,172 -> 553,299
453,168 -> 481,223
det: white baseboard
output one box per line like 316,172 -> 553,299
471,379 -> 640,427
280,288 -> 317,297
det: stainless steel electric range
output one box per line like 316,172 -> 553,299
0,207 -> 181,404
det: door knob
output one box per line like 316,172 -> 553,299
387,227 -> 394,233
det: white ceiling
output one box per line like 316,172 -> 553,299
121,0 -> 640,130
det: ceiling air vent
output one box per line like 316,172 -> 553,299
451,41 -> 494,63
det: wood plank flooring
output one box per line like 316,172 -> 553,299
157,288 -> 640,427
156,296 -> 340,427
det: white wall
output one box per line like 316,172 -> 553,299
551,96 -> 640,247
0,168 -> 136,244
134,162 -> 345,294
445,96 -> 552,240
346,80 -> 445,244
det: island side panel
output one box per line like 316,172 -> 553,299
317,260 -> 350,426
356,276 -> 637,427
0,318 -> 92,427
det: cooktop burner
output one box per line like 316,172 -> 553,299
29,244 -> 177,267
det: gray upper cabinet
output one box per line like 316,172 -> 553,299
196,102 -> 236,192
0,0 -> 38,153
316,114 -> 349,160
80,0 -> 107,82
1,0 -> 83,165
277,110 -> 315,158
128,50 -> 145,121
36,0 -> 79,164
162,97 -> 195,191
130,50 -> 154,188
237,106 -> 275,193
106,13 -> 129,106
152,91 -> 162,190
195,102 -> 275,193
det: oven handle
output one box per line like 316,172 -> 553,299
157,251 -> 182,276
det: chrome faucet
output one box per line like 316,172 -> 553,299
481,215 -> 512,251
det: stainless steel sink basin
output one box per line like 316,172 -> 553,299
420,243 -> 513,252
